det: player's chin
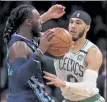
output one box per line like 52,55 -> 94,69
69,32 -> 77,36
72,36 -> 78,41
70,34 -> 77,38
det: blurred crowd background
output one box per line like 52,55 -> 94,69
0,1 -> 106,102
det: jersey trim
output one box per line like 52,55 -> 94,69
70,40 -> 89,55
83,45 -> 97,67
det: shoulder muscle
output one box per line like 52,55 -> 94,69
86,47 -> 103,71
9,41 -> 29,62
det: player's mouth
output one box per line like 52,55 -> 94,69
69,30 -> 77,34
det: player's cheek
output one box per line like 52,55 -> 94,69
77,27 -> 82,34
68,24 -> 71,31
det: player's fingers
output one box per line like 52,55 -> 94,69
72,45 -> 74,48
47,32 -> 55,41
58,6 -> 65,13
43,29 -> 51,36
57,4 -> 65,9
63,6 -> 66,10
72,41 -> 74,44
58,5 -> 63,8
71,41 -> 74,48
46,29 -> 55,38
48,41 -> 58,46
43,71 -> 56,78
47,82 -> 54,85
44,29 -> 54,37
44,76 -> 53,81
58,12 -> 65,17
43,71 -> 53,77
58,5 -> 65,10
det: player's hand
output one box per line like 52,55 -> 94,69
71,41 -> 74,49
47,4 -> 65,19
39,29 -> 57,53
43,71 -> 66,88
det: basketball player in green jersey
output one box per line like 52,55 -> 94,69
44,10 -> 105,102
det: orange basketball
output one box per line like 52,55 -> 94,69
47,27 -> 72,56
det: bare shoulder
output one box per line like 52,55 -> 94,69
86,47 -> 103,71
88,47 -> 102,58
9,41 -> 29,62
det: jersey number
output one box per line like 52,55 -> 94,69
67,74 -> 78,82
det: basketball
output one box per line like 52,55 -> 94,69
47,27 -> 72,56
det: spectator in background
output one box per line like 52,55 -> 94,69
97,51 -> 107,99
42,20 -> 58,31
0,65 -> 7,92
94,15 -> 106,35
70,5 -> 83,13
104,77 -> 106,101
57,18 -> 68,29
0,50 -> 8,93
67,5 -> 83,20
0,89 -> 8,102
96,38 -> 106,53
101,1 -> 107,10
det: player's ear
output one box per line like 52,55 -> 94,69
25,19 -> 32,27
86,25 -> 90,32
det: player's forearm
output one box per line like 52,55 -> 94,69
40,12 -> 51,24
62,81 -> 93,96
11,53 -> 42,86
61,69 -> 98,96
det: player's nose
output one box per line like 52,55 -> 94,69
71,23 -> 76,29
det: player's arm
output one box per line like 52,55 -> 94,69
40,4 -> 65,24
9,29 -> 56,87
61,47 -> 103,96
9,41 -> 43,87
44,47 -> 103,96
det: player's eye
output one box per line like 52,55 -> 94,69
69,21 -> 73,24
76,22 -> 81,25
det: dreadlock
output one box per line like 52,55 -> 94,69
3,4 -> 35,44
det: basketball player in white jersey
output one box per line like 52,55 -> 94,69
43,10 -> 105,102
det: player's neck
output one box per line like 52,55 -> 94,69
72,37 -> 86,52
17,26 -> 33,41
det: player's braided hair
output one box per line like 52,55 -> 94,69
3,4 -> 35,44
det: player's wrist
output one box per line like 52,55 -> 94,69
40,12 -> 51,24
34,48 -> 44,56
63,81 -> 70,89
61,81 -> 66,88
45,11 -> 53,19
36,48 -> 44,55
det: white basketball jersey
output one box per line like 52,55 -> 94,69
54,39 -> 99,100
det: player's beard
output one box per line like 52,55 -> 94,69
72,28 -> 85,41
31,23 -> 42,37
